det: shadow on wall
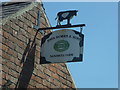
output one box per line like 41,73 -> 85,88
15,38 -> 37,89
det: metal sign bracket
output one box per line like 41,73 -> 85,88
37,24 -> 86,33
33,11 -> 44,34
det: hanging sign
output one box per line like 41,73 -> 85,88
40,29 -> 84,64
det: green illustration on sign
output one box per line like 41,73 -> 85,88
54,40 -> 70,52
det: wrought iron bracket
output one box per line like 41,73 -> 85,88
33,11 -> 44,34
37,24 -> 86,33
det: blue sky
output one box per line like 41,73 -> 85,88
43,2 -> 118,88
1,0 -> 118,88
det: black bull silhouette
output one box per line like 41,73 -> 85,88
55,10 -> 78,26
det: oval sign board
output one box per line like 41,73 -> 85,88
40,29 -> 84,64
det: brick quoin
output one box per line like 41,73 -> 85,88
1,1 -> 76,89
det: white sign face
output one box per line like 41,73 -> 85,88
40,29 -> 84,64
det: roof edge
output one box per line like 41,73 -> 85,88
66,64 -> 77,88
0,2 -> 40,25
1,2 -> 51,28
40,2 -> 51,27
1,2 -> 31,6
